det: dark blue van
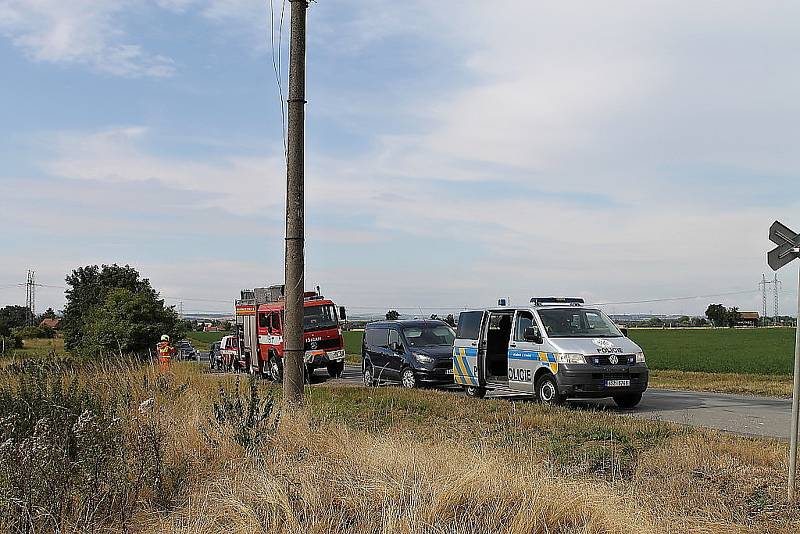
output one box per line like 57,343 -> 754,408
362,320 -> 456,388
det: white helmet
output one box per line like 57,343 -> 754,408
161,335 -> 170,342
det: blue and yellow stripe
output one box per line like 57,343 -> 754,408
452,347 -> 478,386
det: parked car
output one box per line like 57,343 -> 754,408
219,335 -> 248,372
177,341 -> 198,361
361,320 -> 455,388
208,341 -> 223,370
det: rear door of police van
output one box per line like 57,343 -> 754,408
454,311 -> 485,388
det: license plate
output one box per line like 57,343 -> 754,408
606,379 -> 630,387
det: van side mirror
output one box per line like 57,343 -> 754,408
523,326 -> 543,344
339,306 -> 347,321
621,327 -> 629,337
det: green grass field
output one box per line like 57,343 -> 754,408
343,330 -> 363,356
628,328 -> 795,376
341,328 -> 796,376
184,331 -> 227,351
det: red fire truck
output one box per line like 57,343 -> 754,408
235,285 -> 347,381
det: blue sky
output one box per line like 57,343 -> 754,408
1,0 -> 799,316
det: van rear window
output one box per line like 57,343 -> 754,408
456,311 -> 483,340
365,327 -> 388,348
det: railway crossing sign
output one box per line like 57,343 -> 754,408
768,221 -> 800,271
771,220 -> 800,503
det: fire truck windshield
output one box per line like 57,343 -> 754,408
303,304 -> 338,332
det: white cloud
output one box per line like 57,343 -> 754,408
0,0 -> 175,77
43,127 -> 285,214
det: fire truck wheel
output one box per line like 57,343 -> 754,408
269,357 -> 283,382
463,385 -> 486,399
400,368 -> 417,389
536,374 -> 564,406
327,360 -> 344,378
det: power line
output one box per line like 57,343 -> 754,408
591,289 -> 759,307
25,270 -> 35,326
268,0 -> 288,161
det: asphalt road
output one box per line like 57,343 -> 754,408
311,364 -> 792,441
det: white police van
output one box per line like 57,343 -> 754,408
453,298 -> 648,408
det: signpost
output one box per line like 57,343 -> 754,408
768,220 -> 800,502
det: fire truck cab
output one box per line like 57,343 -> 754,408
235,285 -> 347,381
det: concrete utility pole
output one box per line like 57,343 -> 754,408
283,0 -> 308,404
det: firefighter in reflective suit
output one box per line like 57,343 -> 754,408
157,334 -> 175,371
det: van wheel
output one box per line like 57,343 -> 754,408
400,368 -> 417,389
327,360 -> 344,378
362,361 -> 377,387
269,357 -> 283,383
613,393 -> 642,409
464,385 -> 486,399
536,374 -> 564,405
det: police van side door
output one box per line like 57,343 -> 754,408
507,309 -> 541,394
453,311 -> 485,388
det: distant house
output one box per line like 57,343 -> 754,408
737,312 -> 759,327
204,325 -> 224,332
39,318 -> 61,330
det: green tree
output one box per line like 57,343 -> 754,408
12,325 -> 55,339
0,305 -> 30,336
726,307 -> 740,328
385,310 -> 400,320
38,307 -> 58,321
705,304 -> 727,327
646,317 -> 663,327
444,314 -> 456,327
62,264 -> 180,355
82,288 -> 183,356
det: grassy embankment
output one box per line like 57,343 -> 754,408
342,328 -> 796,397
0,359 -> 797,533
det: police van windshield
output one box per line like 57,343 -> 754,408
538,308 -> 622,338
402,325 -> 456,347
303,304 -> 338,332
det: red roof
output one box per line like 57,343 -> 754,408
39,318 -> 60,329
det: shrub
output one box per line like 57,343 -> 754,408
11,325 -> 55,339
0,361 -> 127,532
0,335 -> 22,353
0,359 -> 184,533
210,375 -> 278,450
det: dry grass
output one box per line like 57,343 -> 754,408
1,360 -> 798,533
650,370 -> 794,398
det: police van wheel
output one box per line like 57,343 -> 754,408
400,368 -> 417,389
464,385 -> 486,399
269,357 -> 283,383
613,393 -> 642,409
536,374 -> 564,406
